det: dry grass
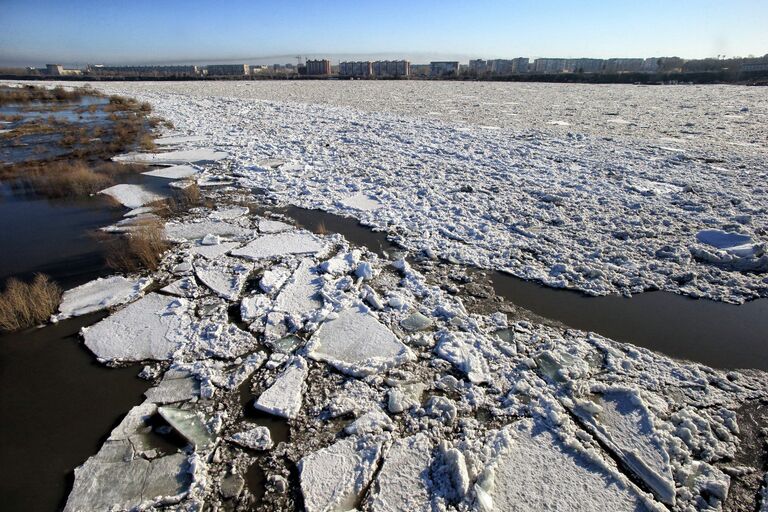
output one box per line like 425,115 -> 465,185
103,219 -> 169,272
315,221 -> 328,235
2,160 -> 146,199
0,85 -> 91,106
0,274 -> 61,332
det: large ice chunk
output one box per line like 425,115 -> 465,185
274,258 -> 324,316
307,306 -> 414,377
158,406 -> 214,450
54,276 -> 151,321
231,232 -> 323,260
83,293 -> 192,362
64,453 -> 190,512
299,435 -> 384,512
165,219 -> 250,241
254,357 -> 308,419
195,257 -> 253,301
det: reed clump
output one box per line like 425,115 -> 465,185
103,219 -> 169,272
0,274 -> 61,332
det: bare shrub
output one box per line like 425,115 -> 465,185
0,274 -> 61,332
103,219 -> 169,272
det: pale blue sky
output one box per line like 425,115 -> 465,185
1,0 -> 765,66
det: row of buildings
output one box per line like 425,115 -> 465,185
39,54 -> 768,79
468,57 -> 663,75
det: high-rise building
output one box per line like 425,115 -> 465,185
305,59 -> 331,76
339,61 -> 373,77
206,64 -> 249,76
429,61 -> 460,76
372,60 -> 410,77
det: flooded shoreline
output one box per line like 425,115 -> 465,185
282,206 -> 768,371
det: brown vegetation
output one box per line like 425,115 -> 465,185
102,219 -> 170,272
0,85 -> 92,106
1,160 -> 146,199
0,274 -> 61,332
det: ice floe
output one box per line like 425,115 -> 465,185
99,183 -> 167,208
54,275 -> 150,320
142,164 -> 201,179
231,231 -> 323,260
254,356 -> 308,419
114,148 -> 228,164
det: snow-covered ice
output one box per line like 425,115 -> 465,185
99,183 -> 167,208
113,148 -> 228,164
231,231 -> 323,260
307,306 -> 414,377
254,356 -> 308,419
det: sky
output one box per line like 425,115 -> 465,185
1,0 -> 766,67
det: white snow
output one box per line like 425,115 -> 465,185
226,426 -> 273,451
154,135 -> 206,146
54,276 -> 151,320
365,434 -> 433,511
339,193 -> 381,211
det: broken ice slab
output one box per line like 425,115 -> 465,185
307,306 -> 414,377
145,371 -> 200,404
231,232 -> 323,260
254,357 -> 308,419
83,293 -> 192,362
161,277 -> 200,298
113,148 -> 228,164
490,418 -> 650,511
194,257 -> 253,301
272,335 -> 303,354
64,453 -> 191,512
99,183 -> 167,208
400,311 -> 434,332
570,389 -> 676,505
435,332 -> 491,384
273,258 -> 324,317
258,218 -> 293,233
691,229 -> 767,272
142,164 -> 201,180
154,135 -> 206,146
165,219 -> 251,241
54,276 -> 151,321
365,434 -> 433,512
299,435 -> 384,512
158,406 -> 214,450
226,426 -> 274,451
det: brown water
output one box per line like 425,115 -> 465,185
0,313 -> 150,512
282,206 -> 768,371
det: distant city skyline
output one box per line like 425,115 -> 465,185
1,0 -> 766,67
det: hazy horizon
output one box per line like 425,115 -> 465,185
1,0 -> 766,67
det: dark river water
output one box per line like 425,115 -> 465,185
284,206 -> 768,372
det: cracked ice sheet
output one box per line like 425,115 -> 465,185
490,419 -> 651,511
299,434 -> 384,512
231,231 -> 323,260
365,433 -> 433,512
307,306 -> 414,377
194,257 -> 253,300
83,81 -> 768,303
164,219 -> 251,241
83,293 -> 192,362
99,183 -> 167,208
54,276 -> 151,320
